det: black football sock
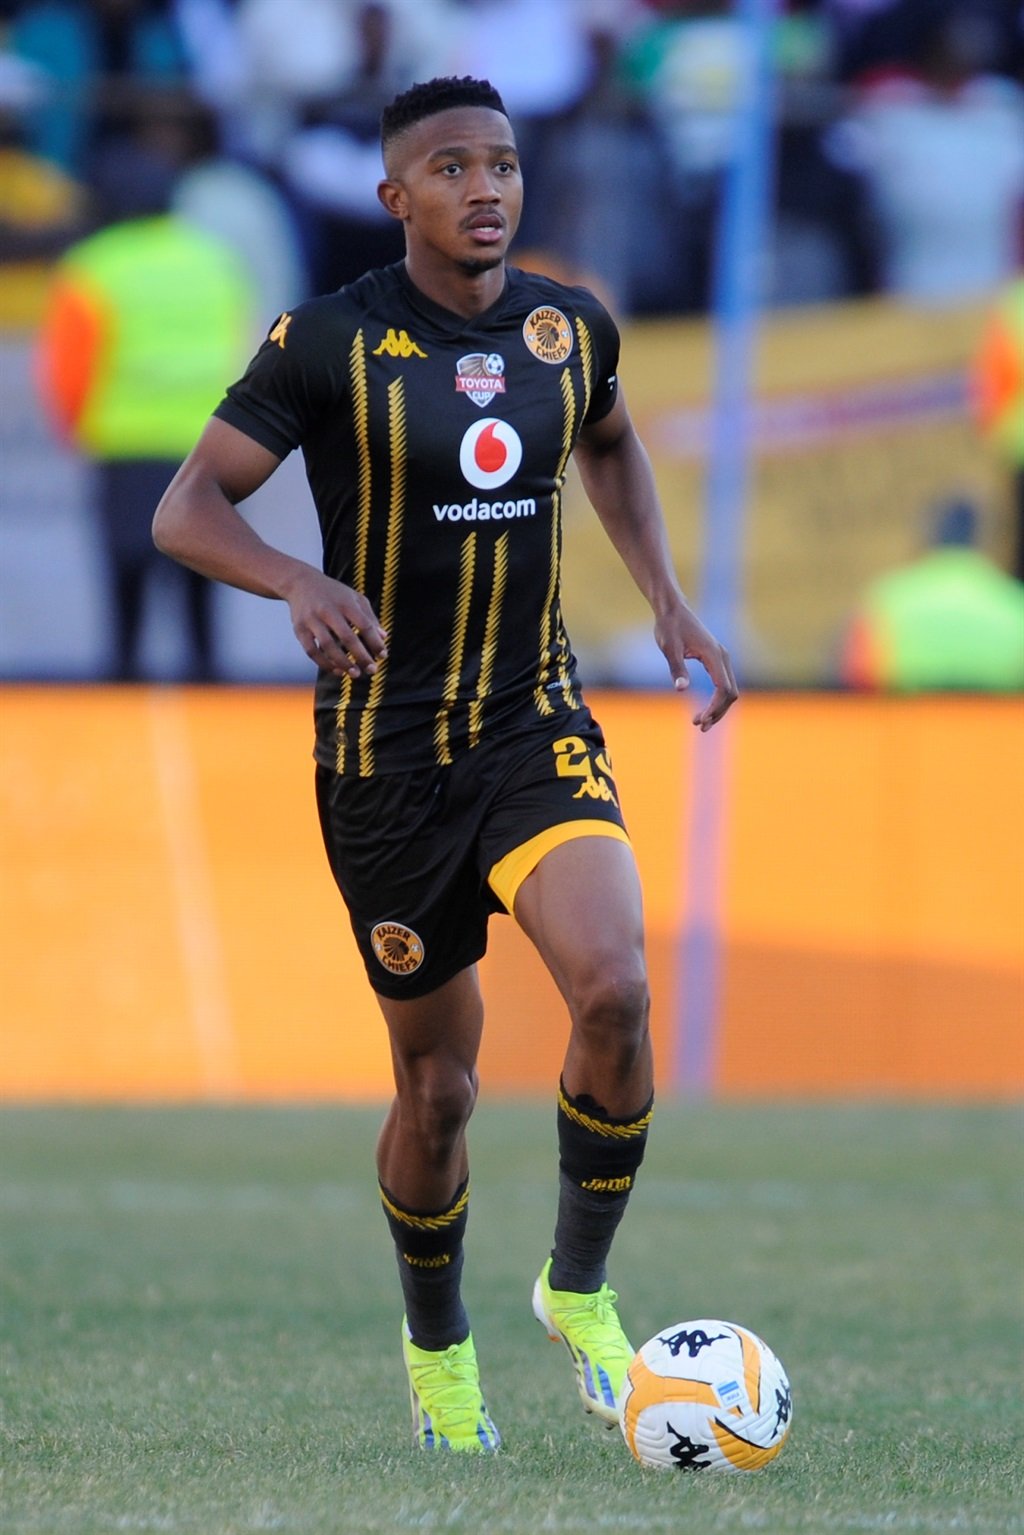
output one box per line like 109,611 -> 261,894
550,1078 -> 653,1293
379,1178 -> 470,1350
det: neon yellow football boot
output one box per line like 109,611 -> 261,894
401,1320 -> 501,1451
532,1258 -> 634,1427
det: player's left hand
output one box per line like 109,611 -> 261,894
655,602 -> 739,731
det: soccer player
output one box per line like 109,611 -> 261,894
153,75 -> 738,1453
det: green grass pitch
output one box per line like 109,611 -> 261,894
1,1100 -> 1021,1534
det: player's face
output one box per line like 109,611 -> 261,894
379,107 -> 523,275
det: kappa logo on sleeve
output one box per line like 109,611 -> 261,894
373,328 -> 428,359
268,312 -> 292,349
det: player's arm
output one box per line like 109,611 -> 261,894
153,416 -> 387,680
573,391 -> 738,730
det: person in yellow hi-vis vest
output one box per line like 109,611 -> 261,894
36,159 -> 254,679
841,498 -> 1024,692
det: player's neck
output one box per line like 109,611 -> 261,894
402,254 -> 507,320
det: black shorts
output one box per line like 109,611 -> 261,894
315,705 -> 631,999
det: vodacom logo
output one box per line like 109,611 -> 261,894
459,418 -> 523,490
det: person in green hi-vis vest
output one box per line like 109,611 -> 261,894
36,142 -> 254,680
973,277 -> 1024,583
841,498 -> 1024,692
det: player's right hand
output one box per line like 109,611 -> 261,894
283,567 -> 388,679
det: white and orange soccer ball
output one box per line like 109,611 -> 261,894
618,1320 -> 793,1472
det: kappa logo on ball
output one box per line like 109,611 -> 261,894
371,922 -> 425,975
523,305 -> 573,364
619,1318 -> 793,1473
459,418 -> 523,490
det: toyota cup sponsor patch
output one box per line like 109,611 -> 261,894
456,352 -> 506,407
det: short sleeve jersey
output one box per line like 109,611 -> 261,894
214,262 -> 620,776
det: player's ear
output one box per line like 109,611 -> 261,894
378,179 -> 408,221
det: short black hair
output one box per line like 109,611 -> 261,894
380,76 -> 509,157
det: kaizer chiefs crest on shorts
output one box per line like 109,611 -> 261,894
371,921 -> 425,975
523,306 -> 573,364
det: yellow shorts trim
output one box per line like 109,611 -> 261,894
487,820 -> 632,915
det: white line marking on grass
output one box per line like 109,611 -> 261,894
385,1514 -> 1012,1535
722,1512 -> 1003,1534
0,1180 -> 360,1215
114,1519 -> 179,1531
149,690 -> 239,1097
638,1179 -> 999,1211
113,1516 -> 285,1532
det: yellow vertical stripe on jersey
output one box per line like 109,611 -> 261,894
358,376 -> 405,776
435,532 -> 477,765
554,605 -> 579,710
335,328 -> 372,773
533,368 -> 577,717
469,531 -> 509,748
351,331 -> 373,586
575,317 -> 595,419
555,357 -> 582,707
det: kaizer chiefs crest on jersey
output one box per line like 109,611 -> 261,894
215,263 -> 620,777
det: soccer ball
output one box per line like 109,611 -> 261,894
618,1319 -> 793,1472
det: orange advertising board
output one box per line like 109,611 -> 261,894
1,688 -> 1020,1101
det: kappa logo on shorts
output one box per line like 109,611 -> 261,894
371,921 -> 425,975
523,306 -> 573,364
552,736 -> 619,807
456,352 -> 506,407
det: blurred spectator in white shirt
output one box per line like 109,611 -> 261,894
233,0 -> 451,163
840,7 -> 1024,302
166,96 -> 310,324
512,10 -> 675,316
277,1 -> 407,292
438,0 -> 612,249
170,0 -> 250,150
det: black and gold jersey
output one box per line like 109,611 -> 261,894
214,261 -> 620,776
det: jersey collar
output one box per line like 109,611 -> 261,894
393,261 -> 513,334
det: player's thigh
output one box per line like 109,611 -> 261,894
375,967 -> 485,1084
513,834 -> 648,1010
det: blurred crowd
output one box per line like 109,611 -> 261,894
1,0 -> 1023,321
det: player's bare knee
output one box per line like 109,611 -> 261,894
398,1060 -> 478,1164
570,959 -> 650,1056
